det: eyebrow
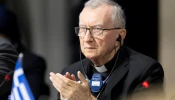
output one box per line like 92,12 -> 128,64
79,23 -> 104,27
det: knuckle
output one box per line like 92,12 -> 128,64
65,79 -> 69,83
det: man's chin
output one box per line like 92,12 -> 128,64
84,54 -> 98,60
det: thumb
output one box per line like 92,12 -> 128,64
77,71 -> 88,84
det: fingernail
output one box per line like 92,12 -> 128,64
50,72 -> 54,75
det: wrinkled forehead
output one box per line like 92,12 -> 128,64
79,5 -> 113,27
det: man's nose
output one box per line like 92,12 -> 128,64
83,30 -> 94,42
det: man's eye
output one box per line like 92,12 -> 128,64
80,27 -> 86,31
93,28 -> 102,31
93,28 -> 102,32
80,27 -> 86,29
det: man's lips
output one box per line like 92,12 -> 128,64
84,47 -> 96,49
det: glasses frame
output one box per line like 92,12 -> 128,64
75,27 -> 121,37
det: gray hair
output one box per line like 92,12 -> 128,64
82,0 -> 126,28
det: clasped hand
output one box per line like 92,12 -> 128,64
49,71 -> 96,100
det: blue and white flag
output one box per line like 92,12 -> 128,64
10,53 -> 35,100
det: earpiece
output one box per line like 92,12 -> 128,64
116,35 -> 121,42
116,35 -> 122,46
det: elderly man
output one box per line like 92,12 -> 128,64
50,0 -> 164,100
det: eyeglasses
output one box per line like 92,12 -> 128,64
75,27 -> 121,37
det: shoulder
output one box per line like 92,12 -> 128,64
125,46 -> 162,71
127,47 -> 157,64
124,46 -> 164,83
0,37 -> 17,53
0,37 -> 18,64
123,47 -> 164,81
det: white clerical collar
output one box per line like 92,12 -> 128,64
94,65 -> 107,73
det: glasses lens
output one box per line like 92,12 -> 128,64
79,27 -> 86,34
75,27 -> 103,37
92,28 -> 102,37
75,27 -> 86,36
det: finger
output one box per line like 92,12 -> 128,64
50,72 -> 58,81
49,72 -> 57,83
50,74 -> 66,90
50,73 -> 61,82
51,73 -> 71,91
52,82 -> 60,92
71,74 -> 76,81
65,72 -> 76,81
77,71 -> 87,84
49,76 -> 54,83
65,72 -> 71,79
52,82 -> 69,95
56,73 -> 76,86
50,72 -> 55,76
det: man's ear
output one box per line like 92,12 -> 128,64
119,29 -> 126,45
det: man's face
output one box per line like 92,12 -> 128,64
79,5 -> 120,60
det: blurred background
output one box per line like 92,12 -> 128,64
1,0 -> 175,99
